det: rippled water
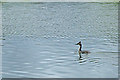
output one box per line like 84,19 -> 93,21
2,2 -> 118,78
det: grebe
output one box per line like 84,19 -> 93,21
75,41 -> 90,58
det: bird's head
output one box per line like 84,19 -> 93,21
75,41 -> 81,45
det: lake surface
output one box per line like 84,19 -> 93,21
2,2 -> 118,78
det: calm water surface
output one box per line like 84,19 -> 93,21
2,2 -> 118,78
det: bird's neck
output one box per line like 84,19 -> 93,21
79,45 -> 82,51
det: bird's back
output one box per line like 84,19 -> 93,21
81,51 -> 90,54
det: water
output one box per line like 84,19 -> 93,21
2,2 -> 118,78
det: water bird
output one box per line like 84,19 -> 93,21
75,41 -> 90,58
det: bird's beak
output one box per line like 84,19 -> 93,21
75,43 -> 78,45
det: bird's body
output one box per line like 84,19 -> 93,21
76,41 -> 90,58
81,51 -> 90,54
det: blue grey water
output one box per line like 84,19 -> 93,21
2,2 -> 118,78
